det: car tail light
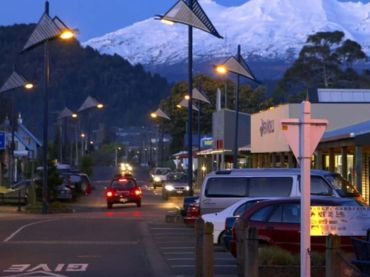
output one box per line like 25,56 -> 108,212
134,189 -> 142,195
106,191 -> 113,197
118,178 -> 128,182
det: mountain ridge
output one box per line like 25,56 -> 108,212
84,0 -> 370,69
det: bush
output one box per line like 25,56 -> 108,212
259,246 -> 297,266
259,246 -> 325,266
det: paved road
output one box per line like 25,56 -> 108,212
0,166 -> 237,277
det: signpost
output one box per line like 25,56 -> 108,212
0,131 -> 5,150
311,206 -> 370,236
281,101 -> 328,277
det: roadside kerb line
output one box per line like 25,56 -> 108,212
3,219 -> 60,242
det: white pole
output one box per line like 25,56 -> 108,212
300,101 -> 311,277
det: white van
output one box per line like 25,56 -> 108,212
199,168 -> 361,215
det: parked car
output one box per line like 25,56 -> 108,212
199,168 -> 362,215
229,196 -> 364,257
162,172 -> 190,200
105,176 -> 142,209
223,216 -> 237,251
55,183 -> 73,201
181,196 -> 199,216
202,197 -> 271,245
150,167 -> 171,189
184,199 -> 200,225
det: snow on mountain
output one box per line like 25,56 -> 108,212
83,0 -> 370,66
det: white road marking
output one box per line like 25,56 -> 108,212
163,252 -> 194,255
3,240 -> 139,245
3,219 -> 59,242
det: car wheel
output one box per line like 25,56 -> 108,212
107,202 -> 113,209
136,200 -> 141,207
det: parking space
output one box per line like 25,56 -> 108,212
149,223 -> 237,277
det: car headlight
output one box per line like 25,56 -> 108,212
165,185 -> 175,191
154,177 -> 161,183
185,186 -> 190,191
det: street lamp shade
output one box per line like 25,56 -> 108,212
217,56 -> 257,82
157,0 -> 223,39
192,88 -> 210,104
78,96 -> 100,112
0,72 -> 31,94
22,13 -> 74,52
151,108 -> 171,120
178,99 -> 199,111
57,107 -> 73,120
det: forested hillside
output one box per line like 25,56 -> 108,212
0,24 -> 171,136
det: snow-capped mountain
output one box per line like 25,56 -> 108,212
84,0 -> 370,67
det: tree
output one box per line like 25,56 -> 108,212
274,31 -> 367,103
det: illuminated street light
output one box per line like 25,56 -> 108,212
21,0 -> 75,214
159,0 -> 222,196
71,113 -> 78,118
150,108 -> 170,167
81,133 -> 85,138
97,103 -> 104,109
215,45 -> 258,169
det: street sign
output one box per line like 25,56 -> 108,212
0,131 -> 5,150
311,206 -> 370,236
280,101 -> 328,277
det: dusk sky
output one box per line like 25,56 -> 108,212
1,0 -> 369,41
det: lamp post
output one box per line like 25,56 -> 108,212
77,96 -> 104,153
115,146 -> 122,167
159,0 -> 222,195
150,108 -> 170,167
0,72 -> 33,185
215,45 -> 258,169
22,1 -> 75,214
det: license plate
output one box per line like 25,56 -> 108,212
120,198 -> 127,202
176,191 -> 183,194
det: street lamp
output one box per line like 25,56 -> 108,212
57,107 -> 74,164
159,0 -> 222,196
150,108 -> 170,167
215,45 -> 258,169
0,71 -> 33,185
21,0 -> 75,214
78,96 -> 104,152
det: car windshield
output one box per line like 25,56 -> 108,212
167,173 -> 187,182
324,174 -> 360,197
111,179 -> 135,189
154,168 -> 170,175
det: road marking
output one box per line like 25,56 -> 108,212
3,240 -> 139,245
171,265 -> 237,268
3,219 -> 59,242
163,252 -> 194,255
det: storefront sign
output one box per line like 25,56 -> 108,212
259,119 -> 274,137
311,206 -> 370,236
0,131 -> 5,150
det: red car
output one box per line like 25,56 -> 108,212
230,196 -> 364,256
105,176 -> 142,209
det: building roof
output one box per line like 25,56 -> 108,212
322,119 -> 370,142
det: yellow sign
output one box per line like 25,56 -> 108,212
311,206 -> 370,236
